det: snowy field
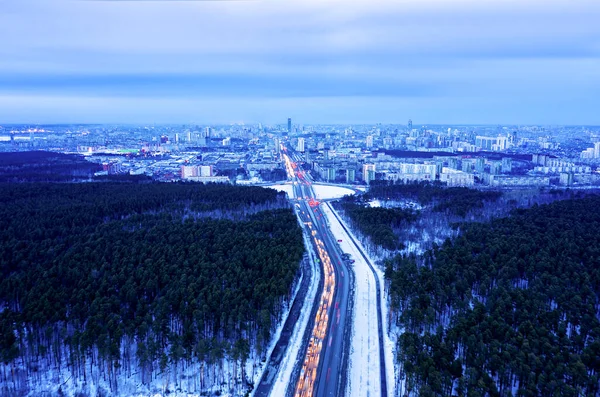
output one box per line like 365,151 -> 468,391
322,203 -> 395,397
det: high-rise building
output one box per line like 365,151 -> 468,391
366,135 -> 374,149
287,118 -> 292,133
363,163 -> 376,185
383,136 -> 393,149
274,137 -> 280,155
181,165 -> 198,178
200,165 -> 213,177
475,158 -> 485,173
501,158 -> 512,173
495,136 -> 509,151
297,137 -> 305,152
490,161 -> 502,175
205,127 -> 212,138
476,136 -> 497,151
408,119 -> 413,131
346,169 -> 356,183
594,142 -> 600,158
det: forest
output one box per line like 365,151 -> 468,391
366,180 -> 502,217
385,195 -> 600,396
0,182 -> 304,395
0,151 -> 101,182
336,199 -> 418,250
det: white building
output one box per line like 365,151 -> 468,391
439,167 -> 474,186
363,163 -> 376,184
297,137 -> 305,152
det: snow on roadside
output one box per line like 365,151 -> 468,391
321,203 -> 389,397
268,226 -> 321,397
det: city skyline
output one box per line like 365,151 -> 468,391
0,0 -> 599,124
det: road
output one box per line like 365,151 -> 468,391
283,150 -> 353,397
325,202 -> 389,397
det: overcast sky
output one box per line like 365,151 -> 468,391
0,0 -> 599,125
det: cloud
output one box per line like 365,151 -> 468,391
0,0 -> 599,123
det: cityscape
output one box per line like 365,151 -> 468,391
2,122 -> 600,188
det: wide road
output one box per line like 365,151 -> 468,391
284,150 -> 353,397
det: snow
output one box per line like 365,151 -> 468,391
267,183 -> 355,200
312,184 -> 355,200
368,199 -> 381,208
266,183 -> 294,199
321,203 -> 395,397
268,229 -> 321,397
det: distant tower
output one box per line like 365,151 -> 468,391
287,118 -> 292,133
408,119 -> 413,131
205,127 -> 211,138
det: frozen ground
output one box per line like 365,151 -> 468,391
322,203 -> 394,397
268,229 -> 321,397
312,184 -> 355,200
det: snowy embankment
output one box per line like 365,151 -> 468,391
321,203 -> 395,397
268,229 -> 321,397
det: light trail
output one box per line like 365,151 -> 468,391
283,151 -> 337,397
293,237 -> 335,397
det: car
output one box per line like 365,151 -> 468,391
337,239 -> 342,242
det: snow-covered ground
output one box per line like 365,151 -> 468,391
322,203 -> 395,397
267,183 -> 294,199
268,229 -> 321,397
266,183 -> 355,201
312,184 -> 355,200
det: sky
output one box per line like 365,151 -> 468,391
0,0 -> 599,125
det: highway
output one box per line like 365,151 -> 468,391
283,150 -> 353,397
